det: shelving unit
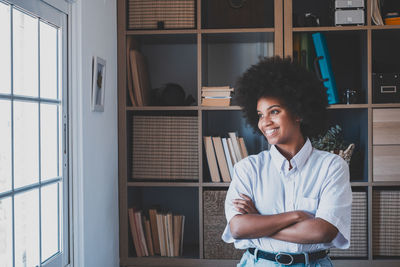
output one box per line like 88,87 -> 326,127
118,0 -> 400,266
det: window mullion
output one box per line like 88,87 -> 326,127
10,3 -> 15,267
38,17 -> 43,266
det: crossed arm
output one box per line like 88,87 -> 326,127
229,194 -> 338,244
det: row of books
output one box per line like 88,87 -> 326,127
128,208 -> 185,257
201,86 -> 234,106
203,132 -> 248,183
127,38 -> 151,106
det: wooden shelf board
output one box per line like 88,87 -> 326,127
127,181 -> 199,187
126,106 -> 199,111
202,182 -> 231,187
328,104 -> 369,109
371,103 -> 400,108
126,29 -> 197,35
372,181 -> 400,187
201,28 -> 274,34
122,257 -> 239,267
351,182 -> 370,187
200,105 -> 242,111
293,26 -> 369,32
370,25 -> 400,30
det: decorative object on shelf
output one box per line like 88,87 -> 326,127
150,83 -> 195,106
372,73 -> 400,103
342,89 -> 358,104
203,190 -> 244,260
127,0 -> 195,30
312,33 -> 339,105
91,56 -> 106,112
371,0 -> 384,25
384,12 -> 400,25
330,191 -> 368,258
311,125 -> 355,165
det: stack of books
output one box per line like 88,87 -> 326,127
128,208 -> 185,257
203,132 -> 248,183
201,86 -> 234,106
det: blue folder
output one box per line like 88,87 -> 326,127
312,33 -> 339,104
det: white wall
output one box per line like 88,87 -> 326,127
71,0 -> 119,266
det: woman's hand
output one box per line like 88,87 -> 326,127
233,193 -> 259,214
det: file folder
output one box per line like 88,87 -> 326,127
312,32 -> 339,104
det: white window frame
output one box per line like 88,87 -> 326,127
1,1 -> 71,266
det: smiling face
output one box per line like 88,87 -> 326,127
257,97 -> 305,156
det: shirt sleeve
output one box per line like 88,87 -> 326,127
315,156 -> 352,249
221,159 -> 254,245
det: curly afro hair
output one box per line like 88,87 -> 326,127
235,56 -> 328,139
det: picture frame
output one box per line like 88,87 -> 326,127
91,56 -> 106,112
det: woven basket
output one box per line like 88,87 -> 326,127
330,191 -> 368,258
203,190 -> 244,260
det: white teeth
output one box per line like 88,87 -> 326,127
265,129 -> 278,135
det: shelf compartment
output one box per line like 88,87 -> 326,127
127,110 -> 199,182
127,34 -> 198,107
201,110 -> 268,183
326,109 -> 368,182
294,30 -> 368,104
203,189 -> 243,260
201,32 -> 274,93
372,29 -> 400,105
127,187 -> 199,258
330,187 -> 368,259
292,0 -> 365,27
372,188 -> 400,258
201,0 -> 274,29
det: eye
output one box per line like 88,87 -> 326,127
270,109 -> 280,115
257,113 -> 264,119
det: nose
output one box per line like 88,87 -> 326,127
259,115 -> 271,128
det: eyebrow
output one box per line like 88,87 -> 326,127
257,104 -> 281,112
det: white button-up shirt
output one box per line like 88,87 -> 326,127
222,139 -> 352,253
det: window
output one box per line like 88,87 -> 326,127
0,1 -> 69,266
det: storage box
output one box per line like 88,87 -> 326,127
203,190 -> 244,259
132,115 -> 199,180
335,0 -> 364,9
372,73 -> 400,104
330,191 -> 368,258
335,9 -> 365,25
373,190 -> 400,256
127,0 -> 196,30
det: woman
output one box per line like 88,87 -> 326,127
222,57 -> 352,266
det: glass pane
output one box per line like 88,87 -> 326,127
40,22 -> 58,99
13,9 -> 38,97
0,100 -> 12,193
0,3 -> 11,95
41,104 -> 58,181
41,183 -> 59,261
15,189 -> 39,267
0,197 -> 12,267
14,101 -> 39,188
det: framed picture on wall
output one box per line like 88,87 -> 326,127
91,56 -> 106,112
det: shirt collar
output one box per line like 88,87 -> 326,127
269,138 -> 313,173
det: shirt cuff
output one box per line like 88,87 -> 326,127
315,211 -> 350,249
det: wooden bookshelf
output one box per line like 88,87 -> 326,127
118,0 -> 400,266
